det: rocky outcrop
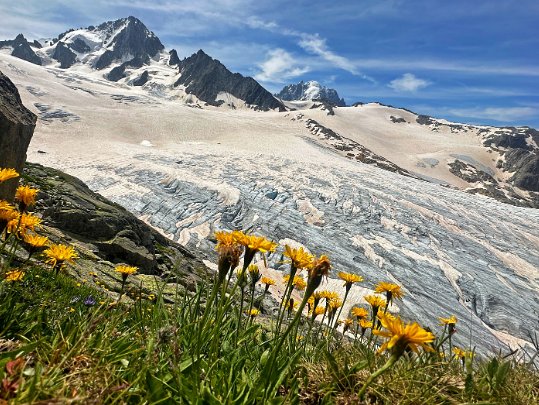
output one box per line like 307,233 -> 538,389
168,49 -> 180,66
484,127 -> 539,193
10,34 -> 42,65
93,16 -> 164,70
23,163 -> 206,279
131,71 -> 149,86
0,71 -> 36,201
174,50 -> 285,111
106,56 -> 146,82
52,42 -> 77,69
276,80 -> 346,107
301,116 -> 413,177
69,38 -> 91,53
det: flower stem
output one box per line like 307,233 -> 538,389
358,353 -> 399,400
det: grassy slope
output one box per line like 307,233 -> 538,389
1,263 -> 537,404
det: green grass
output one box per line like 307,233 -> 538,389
1,263 -> 538,404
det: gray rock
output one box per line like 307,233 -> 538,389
24,163 -> 205,277
131,70 -> 149,86
106,56 -> 147,82
93,16 -> 164,70
10,34 -> 42,65
68,38 -> 90,53
168,49 -> 180,66
0,70 -> 36,201
52,42 -> 77,69
174,50 -> 285,111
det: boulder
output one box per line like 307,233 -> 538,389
0,71 -> 36,201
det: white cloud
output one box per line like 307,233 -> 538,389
298,34 -> 357,75
254,48 -> 310,83
389,73 -> 430,92
446,107 -> 537,122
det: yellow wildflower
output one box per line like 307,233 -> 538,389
243,234 -> 277,254
44,243 -> 78,272
306,254 -> 331,294
377,310 -> 397,322
342,318 -> 354,332
23,233 -> 48,248
440,315 -> 458,334
375,282 -> 404,305
215,230 -> 243,282
313,306 -> 326,317
338,271 -> 364,289
452,347 -> 466,359
373,313 -> 435,356
351,307 -> 369,320
283,245 -> 313,269
7,212 -> 42,237
247,308 -> 260,317
0,201 -> 18,232
247,264 -> 261,286
328,298 -> 343,310
115,265 -> 138,280
261,276 -> 275,293
364,295 -> 387,311
0,168 -> 19,183
439,315 -> 457,326
15,185 -> 38,211
261,276 -> 275,286
4,269 -> 25,282
283,274 -> 307,291
359,319 -> 373,329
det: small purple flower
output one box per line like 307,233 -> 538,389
84,296 -> 96,306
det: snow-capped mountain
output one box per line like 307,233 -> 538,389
0,17 -> 284,111
0,16 -> 537,208
276,80 -> 346,107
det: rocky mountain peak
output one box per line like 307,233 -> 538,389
0,33 -> 42,65
276,80 -> 345,107
174,50 -> 285,111
92,16 -> 164,69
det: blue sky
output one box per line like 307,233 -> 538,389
1,0 -> 538,127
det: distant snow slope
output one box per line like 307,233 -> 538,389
1,54 -> 538,358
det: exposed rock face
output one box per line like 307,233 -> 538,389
10,34 -> 42,65
131,70 -> 149,86
483,127 -> 539,192
52,42 -> 77,69
24,163 -> 205,277
106,56 -> 147,82
276,80 -> 346,107
93,16 -> 164,70
168,49 -> 180,66
0,71 -> 36,201
174,50 -> 285,111
69,38 -> 90,53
